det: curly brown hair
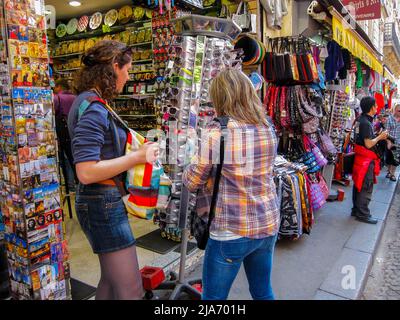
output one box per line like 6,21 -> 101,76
73,40 -> 132,101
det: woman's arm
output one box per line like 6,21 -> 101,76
76,142 -> 158,185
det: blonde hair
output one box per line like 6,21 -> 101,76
209,69 -> 268,126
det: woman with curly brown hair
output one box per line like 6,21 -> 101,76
67,40 -> 159,300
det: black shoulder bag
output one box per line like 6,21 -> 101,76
191,116 -> 229,250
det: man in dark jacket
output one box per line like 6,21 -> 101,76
351,97 -> 389,224
53,79 -> 77,191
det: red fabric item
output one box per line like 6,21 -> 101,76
374,92 -> 385,115
369,71 -> 376,91
352,145 -> 380,192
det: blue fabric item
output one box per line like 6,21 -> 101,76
75,183 -> 135,254
202,235 -> 278,300
324,41 -> 344,82
67,91 -> 127,165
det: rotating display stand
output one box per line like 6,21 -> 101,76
154,15 -> 242,299
0,0 -> 70,300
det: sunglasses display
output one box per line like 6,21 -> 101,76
154,26 -> 243,242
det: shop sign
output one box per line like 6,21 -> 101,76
342,0 -> 381,21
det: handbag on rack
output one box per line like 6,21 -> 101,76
232,1 -> 253,33
264,38 -> 276,82
307,172 -> 329,211
304,135 -> 328,167
190,117 -> 229,250
273,38 -> 286,83
317,128 -> 337,157
282,38 -> 294,82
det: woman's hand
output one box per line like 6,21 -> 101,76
130,142 -> 159,164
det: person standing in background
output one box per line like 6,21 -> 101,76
53,78 -> 77,191
352,97 -> 389,224
385,104 -> 400,181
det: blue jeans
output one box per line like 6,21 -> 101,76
202,234 -> 278,300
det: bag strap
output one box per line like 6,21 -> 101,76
343,116 -> 360,151
235,0 -> 244,15
207,116 -> 229,229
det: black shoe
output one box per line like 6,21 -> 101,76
355,216 -> 378,224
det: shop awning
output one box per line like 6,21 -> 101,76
330,9 -> 383,75
384,65 -> 397,84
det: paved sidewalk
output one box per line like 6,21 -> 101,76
184,170 -> 398,300
362,180 -> 400,300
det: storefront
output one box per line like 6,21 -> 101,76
0,0 -> 251,300
1,0 -> 399,300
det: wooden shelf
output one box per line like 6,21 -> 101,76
132,59 -> 153,64
117,93 -> 155,100
55,68 -> 80,73
129,70 -> 154,74
52,52 -> 84,59
54,20 -> 152,42
119,114 -> 157,118
129,41 -> 153,47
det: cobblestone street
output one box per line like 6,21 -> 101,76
362,182 -> 400,300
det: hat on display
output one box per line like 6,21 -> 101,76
234,35 -> 266,66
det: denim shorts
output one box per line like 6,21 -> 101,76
75,183 -> 136,254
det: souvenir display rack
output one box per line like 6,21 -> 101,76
154,15 -> 242,243
153,15 -> 241,299
0,0 -> 70,300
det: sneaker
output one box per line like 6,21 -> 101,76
386,172 -> 391,178
390,175 -> 397,182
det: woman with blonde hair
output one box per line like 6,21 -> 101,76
183,69 -> 280,300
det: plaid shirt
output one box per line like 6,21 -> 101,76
183,119 -> 280,239
386,114 -> 400,144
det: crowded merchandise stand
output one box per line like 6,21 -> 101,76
0,0 -> 71,300
0,0 -> 399,300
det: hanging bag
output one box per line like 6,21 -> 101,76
264,38 -> 275,82
282,38 -> 294,81
190,117 -> 229,250
232,1 -> 251,32
304,134 -> 328,167
306,173 -> 329,211
273,38 -> 286,82
317,128 -> 337,157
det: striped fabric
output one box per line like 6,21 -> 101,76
183,119 -> 280,239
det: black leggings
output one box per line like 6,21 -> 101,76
96,245 -> 144,300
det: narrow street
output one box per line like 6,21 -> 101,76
362,182 -> 400,300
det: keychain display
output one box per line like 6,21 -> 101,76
0,0 -> 70,300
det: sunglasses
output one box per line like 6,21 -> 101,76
163,86 -> 191,97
